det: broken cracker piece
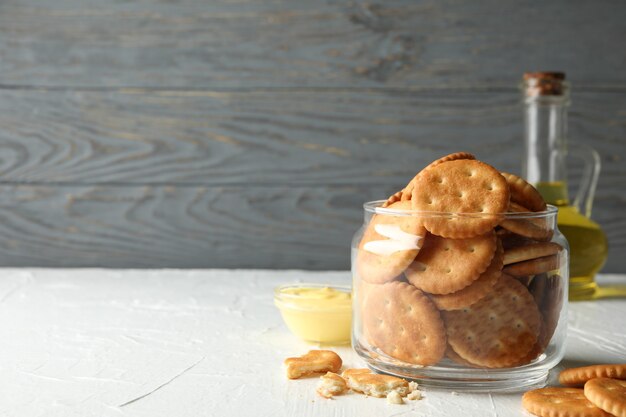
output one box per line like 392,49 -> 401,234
284,350 -> 342,379
387,390 -> 404,404
342,368 -> 409,398
316,372 -> 348,398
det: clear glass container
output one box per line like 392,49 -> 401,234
351,200 -> 569,392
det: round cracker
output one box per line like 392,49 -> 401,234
560,364 -> 626,387
503,241 -> 562,265
363,281 -> 446,366
500,202 -> 553,241
503,254 -> 560,277
357,201 -> 426,284
411,159 -> 510,238
443,274 -> 541,368
445,346 -> 477,368
584,378 -> 626,417
402,152 -> 476,201
500,172 -> 547,212
405,231 -> 497,295
522,387 -> 610,417
428,240 -> 504,310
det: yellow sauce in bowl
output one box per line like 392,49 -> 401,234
274,284 -> 352,344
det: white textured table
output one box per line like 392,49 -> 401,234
1,269 -> 624,417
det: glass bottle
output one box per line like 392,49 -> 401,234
521,72 -> 610,300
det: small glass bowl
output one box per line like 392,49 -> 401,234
274,283 -> 352,345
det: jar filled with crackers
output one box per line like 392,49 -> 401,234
351,153 -> 568,392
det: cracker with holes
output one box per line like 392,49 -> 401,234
405,230 -> 497,295
403,152 -> 476,201
522,387 -> 610,417
284,350 -> 342,379
428,240 -> 504,311
363,281 -> 446,366
584,378 -> 626,417
443,274 -> 541,368
411,159 -> 510,238
357,201 -> 427,284
446,345 -> 478,368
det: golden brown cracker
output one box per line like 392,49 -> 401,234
341,368 -> 410,398
411,159 -> 509,238
428,240 -> 504,311
443,274 -> 541,368
403,152 -> 476,201
363,281 -> 446,366
503,254 -> 560,277
405,231 -> 497,295
284,350 -> 342,379
560,364 -> 626,387
357,201 -> 426,284
584,378 -> 626,417
500,172 -> 547,212
445,346 -> 478,368
500,202 -> 553,241
522,387 -> 611,417
503,242 -> 562,265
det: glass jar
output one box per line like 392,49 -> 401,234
351,200 -> 568,392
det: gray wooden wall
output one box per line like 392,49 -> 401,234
0,0 -> 624,271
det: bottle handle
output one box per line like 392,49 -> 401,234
569,144 -> 601,218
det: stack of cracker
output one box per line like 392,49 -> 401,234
356,153 -> 565,368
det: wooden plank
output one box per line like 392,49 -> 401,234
0,88 -> 522,186
0,184 -> 394,268
0,88 -> 624,189
0,184 -> 623,272
0,0 -> 625,89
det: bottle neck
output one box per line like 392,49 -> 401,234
522,95 -> 570,205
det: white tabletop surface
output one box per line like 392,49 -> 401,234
0,269 -> 624,417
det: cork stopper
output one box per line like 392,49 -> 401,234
523,72 -> 566,96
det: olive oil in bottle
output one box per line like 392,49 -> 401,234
522,73 -> 610,300
535,181 -> 608,299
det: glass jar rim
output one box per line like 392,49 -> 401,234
363,200 -> 558,220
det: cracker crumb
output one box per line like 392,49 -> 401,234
451,391 -> 459,396
409,381 -> 419,392
387,390 -> 404,404
407,390 -> 422,401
